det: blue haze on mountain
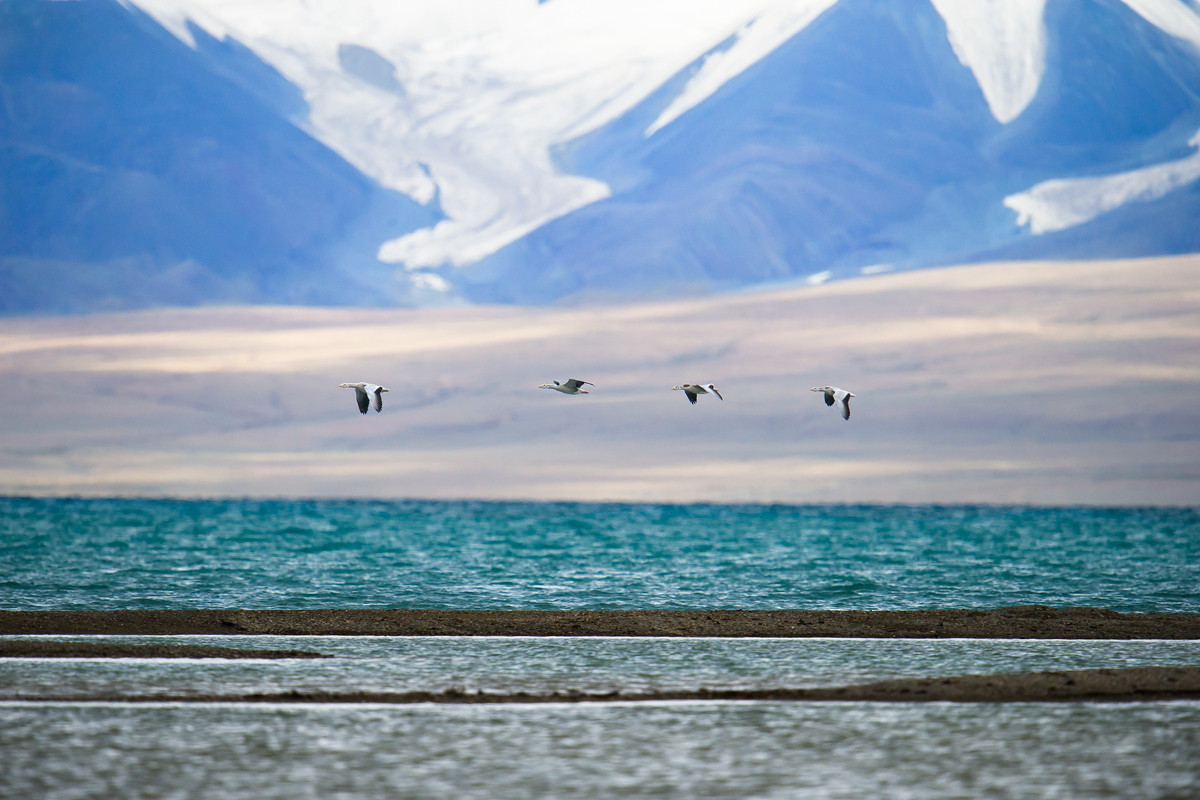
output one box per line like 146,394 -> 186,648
2,0 -> 1199,312
0,0 -> 439,314
465,0 -> 1200,303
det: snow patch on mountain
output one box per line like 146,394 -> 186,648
645,0 -> 837,136
929,0 -> 1046,124
122,0 -> 1200,283
1005,129 -> 1200,234
126,0 -> 838,275
1119,0 -> 1200,49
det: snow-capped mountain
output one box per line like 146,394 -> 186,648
0,0 -> 439,312
3,0 -> 1199,311
464,0 -> 1200,301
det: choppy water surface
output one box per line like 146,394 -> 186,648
3,499 -> 1199,798
3,635 -> 1199,698
2,701 -> 1198,800
2,497 -> 1197,611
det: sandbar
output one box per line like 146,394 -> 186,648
0,640 -> 328,659
2,606 -> 1198,639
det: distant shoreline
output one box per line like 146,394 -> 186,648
3,606 -> 1198,639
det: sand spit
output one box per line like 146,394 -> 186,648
2,606 -> 1198,639
0,640 -> 328,659
8,667 -> 1198,705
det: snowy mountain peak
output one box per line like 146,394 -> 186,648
118,0 -> 1200,284
6,0 -> 1200,313
645,0 -> 838,137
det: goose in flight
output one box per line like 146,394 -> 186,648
340,382 -> 388,414
811,386 -> 854,420
540,378 -> 593,395
672,384 -> 723,405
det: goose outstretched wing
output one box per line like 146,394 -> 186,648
835,390 -> 851,420
369,385 -> 385,413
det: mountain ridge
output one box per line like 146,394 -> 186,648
460,0 -> 1200,303
2,0 -> 1199,312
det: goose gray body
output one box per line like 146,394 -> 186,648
540,378 -> 593,395
340,382 -> 388,414
811,386 -> 854,420
672,383 -> 722,405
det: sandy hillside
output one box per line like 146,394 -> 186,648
1,256 -> 1197,504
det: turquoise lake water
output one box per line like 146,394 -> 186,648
1,497 -> 1197,611
3,498 -> 1199,799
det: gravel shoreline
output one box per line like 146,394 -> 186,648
2,606 -> 1198,639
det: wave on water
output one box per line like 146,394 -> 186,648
1,498 -> 1196,612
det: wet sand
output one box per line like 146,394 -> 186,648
7,666 -> 1198,704
3,606 -> 1198,639
5,611 -> 1196,703
0,641 -> 327,659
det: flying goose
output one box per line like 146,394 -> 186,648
540,378 -> 593,395
672,384 -> 723,405
811,386 -> 854,420
340,382 -> 388,414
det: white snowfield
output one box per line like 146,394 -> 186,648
125,0 -> 1200,280
930,0 -> 1047,125
1005,129 -> 1200,234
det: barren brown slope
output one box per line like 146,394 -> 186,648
1,255 -> 1197,503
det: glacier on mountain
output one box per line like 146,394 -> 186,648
1119,0 -> 1200,48
644,0 -> 838,137
1005,129 -> 1200,234
4,0 -> 1200,311
121,0 -> 1200,285
928,0 -> 1047,124
127,0 -> 841,276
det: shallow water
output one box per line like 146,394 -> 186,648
3,498 -> 1198,611
3,635 -> 1200,698
3,701 -> 1198,800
